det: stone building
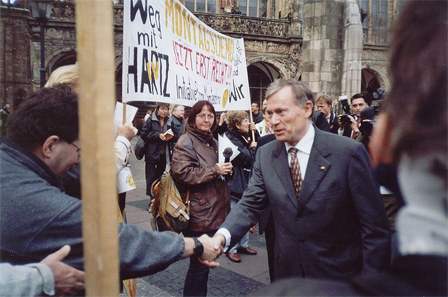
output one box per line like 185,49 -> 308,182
1,0 -> 408,114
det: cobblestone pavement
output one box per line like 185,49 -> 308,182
121,137 -> 270,297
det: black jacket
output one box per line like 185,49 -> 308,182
141,112 -> 172,163
167,115 -> 184,155
225,129 -> 256,199
328,112 -> 340,134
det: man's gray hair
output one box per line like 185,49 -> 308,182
173,104 -> 184,111
265,79 -> 314,108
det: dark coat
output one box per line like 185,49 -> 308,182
171,127 -> 231,232
141,112 -> 172,163
253,255 -> 447,296
225,129 -> 256,199
221,126 -> 391,281
313,111 -> 330,132
251,111 -> 264,124
167,115 -> 184,155
328,112 -> 340,134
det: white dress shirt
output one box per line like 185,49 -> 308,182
285,124 -> 314,180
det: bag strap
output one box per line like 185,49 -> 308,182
185,189 -> 190,203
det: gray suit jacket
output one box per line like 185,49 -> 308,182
221,127 -> 390,281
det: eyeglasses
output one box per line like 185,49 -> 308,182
71,143 -> 81,159
197,114 -> 215,120
71,143 -> 80,152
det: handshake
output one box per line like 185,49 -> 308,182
191,233 -> 227,268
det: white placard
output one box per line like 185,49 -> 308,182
122,0 -> 251,112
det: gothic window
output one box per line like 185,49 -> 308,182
239,0 -> 273,18
361,0 -> 388,44
184,0 -> 216,13
248,64 -> 275,104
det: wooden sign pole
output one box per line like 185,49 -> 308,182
75,0 -> 119,296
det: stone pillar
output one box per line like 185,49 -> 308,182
0,6 -> 33,110
340,0 -> 363,98
301,0 -> 362,102
302,0 -> 345,101
290,0 -> 302,37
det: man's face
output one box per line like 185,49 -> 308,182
47,139 -> 80,178
352,98 -> 368,116
316,100 -> 331,117
266,86 -> 312,146
251,103 -> 259,114
262,100 -> 267,111
173,106 -> 185,118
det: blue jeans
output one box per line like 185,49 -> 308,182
228,198 -> 249,253
183,229 -> 216,297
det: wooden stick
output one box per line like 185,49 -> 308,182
75,0 -> 119,296
249,105 -> 255,140
123,102 -> 127,124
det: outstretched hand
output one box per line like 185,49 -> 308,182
197,234 -> 223,268
41,245 -> 85,296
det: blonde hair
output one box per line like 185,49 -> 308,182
45,64 -> 79,89
227,110 -> 248,130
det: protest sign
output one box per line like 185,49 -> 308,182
122,0 -> 251,111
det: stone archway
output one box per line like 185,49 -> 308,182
361,68 -> 381,93
46,50 -> 77,75
361,67 -> 389,92
361,67 -> 389,104
246,60 -> 283,106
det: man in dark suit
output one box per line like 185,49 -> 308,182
251,2 -> 447,294
213,79 -> 390,282
316,95 -> 339,133
338,94 -> 369,139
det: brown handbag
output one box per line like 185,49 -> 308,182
150,171 -> 190,233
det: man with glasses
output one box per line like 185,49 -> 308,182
0,85 -> 222,285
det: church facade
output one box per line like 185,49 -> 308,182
1,0 -> 407,113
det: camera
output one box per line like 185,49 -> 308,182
371,87 -> 384,116
339,95 -> 354,126
358,87 -> 385,137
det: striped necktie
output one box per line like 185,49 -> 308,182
289,147 -> 302,199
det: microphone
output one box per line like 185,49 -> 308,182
223,147 -> 233,163
222,147 -> 233,181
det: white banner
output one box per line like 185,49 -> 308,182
122,0 -> 251,111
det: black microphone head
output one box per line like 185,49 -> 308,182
360,106 -> 375,120
223,147 -> 233,158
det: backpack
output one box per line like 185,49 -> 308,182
150,171 -> 190,233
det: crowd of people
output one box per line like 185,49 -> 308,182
0,1 -> 446,296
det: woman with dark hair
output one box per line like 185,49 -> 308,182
140,102 -> 172,197
171,100 -> 233,297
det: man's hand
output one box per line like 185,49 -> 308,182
218,112 -> 227,126
249,122 -> 256,131
249,225 -> 257,234
265,121 -> 272,133
41,245 -> 85,296
117,122 -> 138,141
337,115 -> 345,129
197,235 -> 223,268
212,233 -> 226,252
347,115 -> 359,134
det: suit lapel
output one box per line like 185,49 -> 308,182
272,142 -> 300,210
297,128 -> 332,215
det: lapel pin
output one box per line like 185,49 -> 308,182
320,166 -> 325,170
